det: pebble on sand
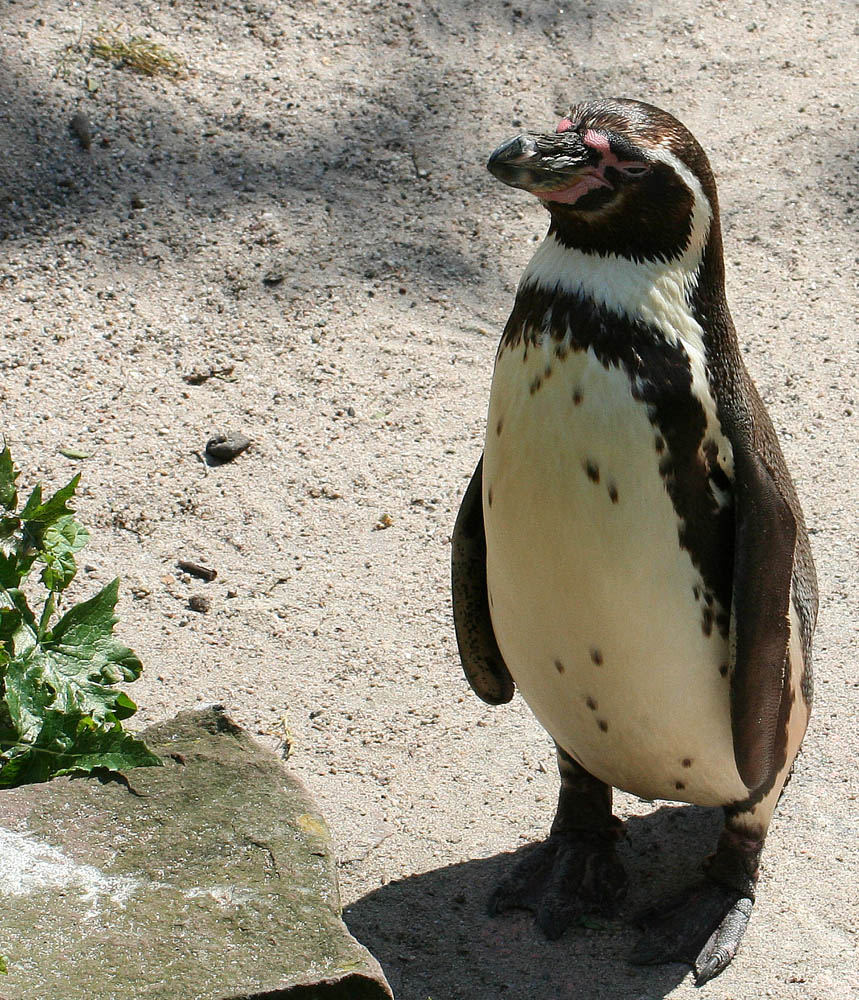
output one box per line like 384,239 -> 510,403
206,432 -> 251,462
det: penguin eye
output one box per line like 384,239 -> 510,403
619,163 -> 651,178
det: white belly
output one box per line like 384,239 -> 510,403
483,339 -> 748,805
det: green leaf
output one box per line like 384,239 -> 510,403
0,551 -> 20,589
0,607 -> 23,651
0,587 -> 38,658
50,578 -> 141,680
2,579 -> 143,761
0,952 -> 7,973
59,448 -> 91,460
19,475 -> 80,532
0,549 -> 38,590
51,721 -> 162,776
0,451 -> 158,790
0,514 -> 20,541
38,514 -> 90,592
113,690 -> 138,721
18,483 -> 43,520
0,444 -> 17,511
0,715 -> 161,788
2,654 -> 57,746
19,579 -> 142,725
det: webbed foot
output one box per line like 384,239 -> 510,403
632,815 -> 763,984
489,827 -> 627,938
631,881 -> 753,984
488,746 -> 627,938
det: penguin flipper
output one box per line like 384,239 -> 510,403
729,443 -> 797,792
451,456 -> 514,705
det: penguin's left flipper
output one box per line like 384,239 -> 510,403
631,882 -> 753,985
451,455 -> 515,705
728,443 -> 798,792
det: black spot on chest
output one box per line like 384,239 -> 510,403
501,285 -> 734,610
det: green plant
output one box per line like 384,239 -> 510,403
0,443 -> 160,787
90,29 -> 185,77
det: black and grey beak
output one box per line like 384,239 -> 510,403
487,131 -> 597,194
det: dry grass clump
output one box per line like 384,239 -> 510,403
90,30 -> 185,77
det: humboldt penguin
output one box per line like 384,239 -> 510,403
451,98 -> 817,984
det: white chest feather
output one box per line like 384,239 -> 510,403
483,336 -> 747,806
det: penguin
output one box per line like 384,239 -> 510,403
451,98 -> 818,985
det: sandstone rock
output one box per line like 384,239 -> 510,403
0,706 -> 393,1000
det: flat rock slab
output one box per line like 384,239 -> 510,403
0,706 -> 393,1000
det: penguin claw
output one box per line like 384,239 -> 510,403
489,831 -> 627,938
631,881 -> 753,984
693,897 -> 753,985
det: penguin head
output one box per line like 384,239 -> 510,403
488,98 -> 719,264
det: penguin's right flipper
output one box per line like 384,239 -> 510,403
451,455 -> 514,705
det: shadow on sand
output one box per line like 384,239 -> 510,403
346,803 -> 727,1000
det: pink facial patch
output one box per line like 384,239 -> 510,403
583,128 -> 611,155
536,170 -> 611,205
535,125 -> 647,207
583,128 -> 644,173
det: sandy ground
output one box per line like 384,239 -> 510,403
0,1 -> 856,998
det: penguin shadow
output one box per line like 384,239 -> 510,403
345,804 -> 725,1000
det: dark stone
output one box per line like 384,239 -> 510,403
206,432 -> 252,462
69,111 -> 92,150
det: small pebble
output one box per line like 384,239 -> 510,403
182,366 -> 235,385
188,594 -> 210,613
206,432 -> 251,462
69,112 -> 92,150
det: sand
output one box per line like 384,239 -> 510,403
0,1 -> 856,997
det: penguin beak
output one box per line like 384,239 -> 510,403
487,131 -> 611,204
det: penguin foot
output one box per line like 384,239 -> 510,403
631,881 -> 753,985
488,831 -> 627,939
